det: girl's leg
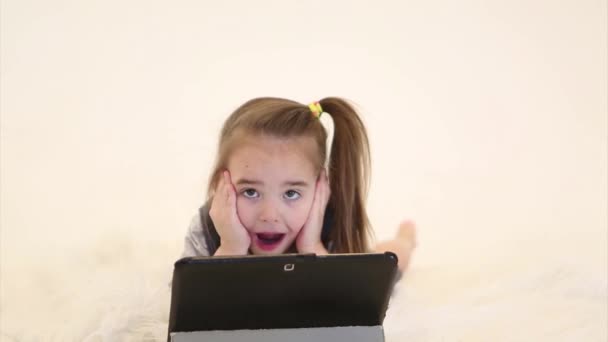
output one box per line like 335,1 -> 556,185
373,220 -> 417,273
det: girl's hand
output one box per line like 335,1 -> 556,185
209,171 -> 251,255
296,169 -> 331,254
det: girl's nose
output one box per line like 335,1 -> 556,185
259,201 -> 279,223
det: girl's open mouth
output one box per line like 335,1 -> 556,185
255,233 -> 286,251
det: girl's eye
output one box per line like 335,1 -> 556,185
284,190 -> 301,200
242,189 -> 259,198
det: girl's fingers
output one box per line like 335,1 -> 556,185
221,171 -> 234,204
223,171 -> 240,218
320,169 -> 330,208
216,173 -> 224,192
313,173 -> 322,210
325,170 -> 331,200
317,178 -> 325,215
312,169 -> 328,217
212,176 -> 224,206
225,177 -> 232,204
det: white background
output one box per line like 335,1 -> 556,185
1,0 -> 606,337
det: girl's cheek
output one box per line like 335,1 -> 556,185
289,201 -> 313,231
235,198 -> 256,230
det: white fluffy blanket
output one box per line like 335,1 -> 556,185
2,237 -> 606,342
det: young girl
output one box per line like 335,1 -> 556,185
181,97 -> 416,273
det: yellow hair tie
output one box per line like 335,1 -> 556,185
308,102 -> 323,118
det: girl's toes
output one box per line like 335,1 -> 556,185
397,220 -> 417,247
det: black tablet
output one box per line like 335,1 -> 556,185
168,252 -> 399,337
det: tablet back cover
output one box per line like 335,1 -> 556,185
168,253 -> 398,334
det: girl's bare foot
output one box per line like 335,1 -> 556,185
374,220 -> 417,272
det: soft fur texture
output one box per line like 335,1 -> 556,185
1,236 -> 606,342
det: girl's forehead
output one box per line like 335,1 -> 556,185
228,135 -> 319,176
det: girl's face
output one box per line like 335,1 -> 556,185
227,135 -> 319,255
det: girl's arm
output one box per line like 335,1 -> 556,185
181,213 -> 211,257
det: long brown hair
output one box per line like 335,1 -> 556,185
206,97 -> 372,253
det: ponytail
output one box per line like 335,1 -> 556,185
319,98 -> 372,253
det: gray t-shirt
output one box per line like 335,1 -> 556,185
181,209 -> 212,257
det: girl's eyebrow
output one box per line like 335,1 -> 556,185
234,179 -> 310,187
283,181 -> 309,187
235,178 -> 263,186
